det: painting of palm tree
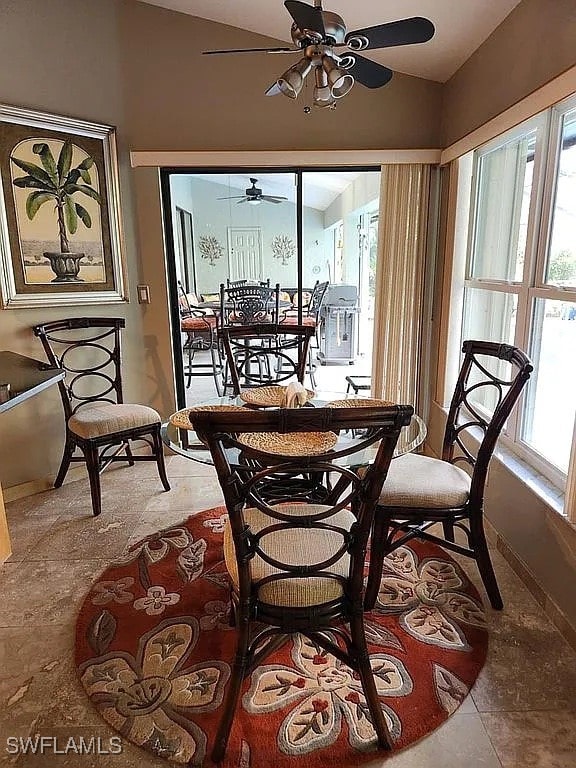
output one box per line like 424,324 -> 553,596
10,138 -> 104,283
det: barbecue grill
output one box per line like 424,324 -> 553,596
318,284 -> 359,364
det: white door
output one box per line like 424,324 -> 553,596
227,227 -> 263,281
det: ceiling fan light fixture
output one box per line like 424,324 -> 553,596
312,67 -> 335,108
277,57 -> 313,99
322,55 -> 354,98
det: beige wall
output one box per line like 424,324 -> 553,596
442,0 -> 576,147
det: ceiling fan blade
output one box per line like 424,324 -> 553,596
265,82 -> 282,96
345,17 -> 435,51
342,54 -> 393,89
260,196 -> 285,203
217,196 -> 247,200
237,198 -> 250,204
284,1 -> 325,36
203,46 -> 297,55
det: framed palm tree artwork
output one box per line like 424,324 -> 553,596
0,104 -> 127,307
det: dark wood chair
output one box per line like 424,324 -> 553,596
33,318 -> 170,516
177,282 -> 223,394
219,323 -> 315,394
364,340 -> 533,611
190,402 -> 413,761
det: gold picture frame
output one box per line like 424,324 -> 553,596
0,104 -> 127,307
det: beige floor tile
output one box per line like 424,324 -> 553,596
24,512 -> 143,562
165,454 -> 217,477
0,560 -> 108,627
3,512 -> 61,564
143,476 -> 224,513
481,710 -> 576,768
367,713 -> 502,768
0,625 -> 71,704
2,653 -> 103,732
469,557 -> 576,712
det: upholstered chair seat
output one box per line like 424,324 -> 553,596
68,404 -> 161,440
378,453 -> 470,508
223,503 -> 353,607
180,315 -> 217,332
279,314 -> 317,327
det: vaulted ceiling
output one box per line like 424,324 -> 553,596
139,0 -> 522,83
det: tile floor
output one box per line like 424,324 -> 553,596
1,456 -> 575,767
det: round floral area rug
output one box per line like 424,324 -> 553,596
75,507 -> 488,767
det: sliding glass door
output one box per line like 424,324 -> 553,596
162,167 -> 380,407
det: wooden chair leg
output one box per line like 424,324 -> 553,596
152,427 -> 171,492
84,443 -> 102,517
365,513 -> 390,610
211,613 -> 251,762
471,515 -> 503,610
125,442 -> 135,466
350,612 -> 392,749
442,521 -> 455,542
54,436 -> 75,488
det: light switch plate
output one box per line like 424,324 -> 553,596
137,285 -> 150,304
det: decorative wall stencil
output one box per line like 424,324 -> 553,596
0,103 -> 126,307
271,234 -> 295,266
198,234 -> 224,266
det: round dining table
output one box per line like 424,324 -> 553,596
162,390 -> 426,469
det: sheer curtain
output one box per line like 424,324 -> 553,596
371,164 -> 432,420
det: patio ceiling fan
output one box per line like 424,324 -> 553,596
218,178 -> 288,205
203,0 -> 435,109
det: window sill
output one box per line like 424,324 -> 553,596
490,441 -> 566,518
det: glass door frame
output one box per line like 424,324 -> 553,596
160,165 -> 380,409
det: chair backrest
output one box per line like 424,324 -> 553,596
177,281 -> 191,317
443,340 -> 533,501
219,323 -> 315,394
192,404 -> 413,610
220,282 -> 280,325
227,278 -> 270,288
33,318 -> 125,420
307,280 -> 329,318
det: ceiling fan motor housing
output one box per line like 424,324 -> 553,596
246,179 -> 262,197
291,10 -> 347,46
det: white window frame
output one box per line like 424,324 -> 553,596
454,94 -> 576,505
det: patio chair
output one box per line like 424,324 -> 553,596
219,281 -> 280,325
219,323 -> 315,394
280,280 -> 329,386
33,318 -> 170,517
364,340 -> 533,611
190,402 -> 413,761
177,282 -> 223,395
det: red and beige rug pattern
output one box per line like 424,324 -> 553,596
75,507 -> 488,767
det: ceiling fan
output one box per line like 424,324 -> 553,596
218,178 -> 289,205
203,1 -> 435,109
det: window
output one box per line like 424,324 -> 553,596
460,96 -> 576,488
